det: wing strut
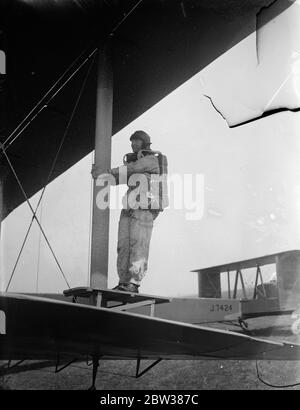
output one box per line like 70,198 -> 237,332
90,41 -> 113,290
89,356 -> 101,391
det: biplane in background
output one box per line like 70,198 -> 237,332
191,250 -> 300,323
0,0 -> 300,390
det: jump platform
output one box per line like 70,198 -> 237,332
63,287 -> 171,317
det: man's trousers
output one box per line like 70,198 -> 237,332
117,209 -> 156,285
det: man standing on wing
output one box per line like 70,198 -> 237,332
92,130 -> 167,293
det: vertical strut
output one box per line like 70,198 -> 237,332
90,41 -> 113,289
227,270 -> 231,298
89,356 -> 100,390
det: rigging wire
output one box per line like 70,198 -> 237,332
2,47 -> 98,153
110,0 -> 143,35
2,44 -> 96,150
3,0 -> 144,291
5,214 -> 36,292
35,53 -> 96,210
3,150 -> 71,290
255,360 -> 300,388
2,0 -> 144,154
4,54 -> 96,292
35,200 -> 43,293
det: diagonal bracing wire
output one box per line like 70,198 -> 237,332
3,0 -> 144,291
1,42 -> 97,151
2,0 -> 144,154
3,149 -> 71,290
2,47 -> 98,154
110,0 -> 143,35
4,54 -> 96,292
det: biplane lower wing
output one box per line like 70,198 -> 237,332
0,293 -> 299,361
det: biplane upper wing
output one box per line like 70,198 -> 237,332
191,250 -> 300,275
0,293 -> 299,361
0,0 -> 294,216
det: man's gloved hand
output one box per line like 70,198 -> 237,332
110,167 -> 119,177
91,164 -> 111,179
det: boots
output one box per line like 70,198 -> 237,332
112,282 -> 140,293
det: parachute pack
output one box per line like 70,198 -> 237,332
153,151 -> 169,211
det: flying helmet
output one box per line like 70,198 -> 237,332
130,130 -> 152,147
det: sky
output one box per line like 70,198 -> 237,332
1,2 -> 300,298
